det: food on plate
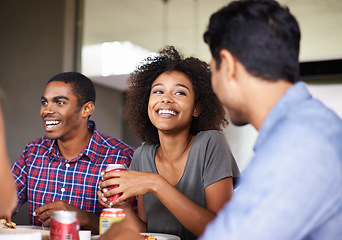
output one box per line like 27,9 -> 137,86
0,226 -> 50,240
141,234 -> 157,240
0,218 -> 16,229
0,220 -> 49,240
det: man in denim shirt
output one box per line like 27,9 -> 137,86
200,0 -> 342,239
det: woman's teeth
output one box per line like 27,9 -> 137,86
158,109 -> 176,115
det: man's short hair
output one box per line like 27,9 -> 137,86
47,72 -> 96,108
204,0 -> 301,83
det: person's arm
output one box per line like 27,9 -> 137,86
201,127 -> 342,240
33,200 -> 100,234
100,170 -> 233,237
0,105 -> 17,218
151,175 -> 233,236
10,145 -> 29,217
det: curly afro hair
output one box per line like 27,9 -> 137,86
124,46 -> 228,144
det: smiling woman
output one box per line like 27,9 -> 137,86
97,46 -> 240,240
125,46 -> 229,145
147,71 -> 200,136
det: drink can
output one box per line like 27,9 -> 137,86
99,208 -> 126,234
104,164 -> 127,203
50,210 -> 79,240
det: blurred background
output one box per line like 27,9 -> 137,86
1,0 -> 341,224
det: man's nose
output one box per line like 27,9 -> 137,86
42,104 -> 55,115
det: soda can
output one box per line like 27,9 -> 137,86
104,164 -> 127,203
99,208 -> 126,234
50,210 -> 79,240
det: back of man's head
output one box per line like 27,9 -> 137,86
204,0 -> 301,83
47,72 -> 96,108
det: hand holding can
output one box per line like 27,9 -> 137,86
103,164 -> 127,205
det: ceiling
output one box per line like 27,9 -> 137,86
82,0 -> 342,90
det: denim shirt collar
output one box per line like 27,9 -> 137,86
254,81 -> 312,152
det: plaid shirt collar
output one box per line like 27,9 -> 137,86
47,120 -> 102,163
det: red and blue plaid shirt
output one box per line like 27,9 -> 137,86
11,120 -> 136,226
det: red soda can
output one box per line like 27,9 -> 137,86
99,208 -> 126,234
50,210 -> 79,240
104,164 -> 127,203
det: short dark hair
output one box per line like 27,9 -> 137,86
204,0 -> 301,83
125,46 -> 228,144
47,72 -> 96,108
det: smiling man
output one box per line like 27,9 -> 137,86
11,72 -> 136,234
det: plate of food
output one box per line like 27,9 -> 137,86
0,219 -> 49,240
0,218 -> 17,229
1,219 -> 91,240
140,233 -> 180,240
91,233 -> 180,240
16,225 -> 49,230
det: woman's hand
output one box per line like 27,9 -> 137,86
98,170 -> 161,206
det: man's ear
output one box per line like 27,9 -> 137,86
81,101 -> 95,118
219,49 -> 237,82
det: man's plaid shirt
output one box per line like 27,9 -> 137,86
11,120 -> 136,226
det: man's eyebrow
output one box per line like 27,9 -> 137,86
53,96 -> 69,101
40,96 -> 69,101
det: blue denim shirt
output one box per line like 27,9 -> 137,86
200,82 -> 342,240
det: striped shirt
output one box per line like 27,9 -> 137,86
11,120 -> 136,226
